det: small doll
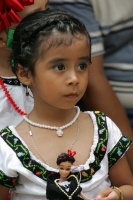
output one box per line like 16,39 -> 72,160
46,150 -> 90,200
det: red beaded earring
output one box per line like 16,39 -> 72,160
26,85 -> 29,96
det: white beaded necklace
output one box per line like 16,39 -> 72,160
29,118 -> 80,166
23,106 -> 80,137
54,175 -> 80,199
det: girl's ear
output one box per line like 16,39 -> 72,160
16,64 -> 32,86
0,31 -> 7,48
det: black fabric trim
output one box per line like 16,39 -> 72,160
77,111 -> 108,183
1,77 -> 20,86
108,136 -> 132,169
0,170 -> 18,188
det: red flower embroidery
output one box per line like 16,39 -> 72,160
12,178 -> 17,184
36,171 -> 41,176
101,145 -> 106,151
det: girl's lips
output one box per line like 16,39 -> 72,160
64,93 -> 78,99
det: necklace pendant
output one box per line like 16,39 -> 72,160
56,128 -> 63,137
69,197 -> 72,199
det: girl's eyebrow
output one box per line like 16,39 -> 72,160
78,56 -> 91,62
48,56 -> 91,64
49,58 -> 67,64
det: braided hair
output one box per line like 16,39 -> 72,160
10,8 -> 91,75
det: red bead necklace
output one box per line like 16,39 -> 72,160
0,77 -> 27,115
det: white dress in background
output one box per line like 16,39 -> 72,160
0,76 -> 34,129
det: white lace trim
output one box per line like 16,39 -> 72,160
72,111 -> 99,172
83,111 -> 98,169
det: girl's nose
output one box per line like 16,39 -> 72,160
67,70 -> 79,85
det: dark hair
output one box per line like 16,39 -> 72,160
10,8 -> 91,75
56,152 -> 75,165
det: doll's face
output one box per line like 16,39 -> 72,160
58,161 -> 72,178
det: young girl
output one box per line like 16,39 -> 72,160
0,0 -> 48,129
46,150 -> 91,200
0,9 -> 133,200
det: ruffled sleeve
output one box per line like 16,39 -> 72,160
106,117 -> 132,169
0,127 -> 18,188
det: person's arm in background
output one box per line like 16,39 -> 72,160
82,54 -> 133,173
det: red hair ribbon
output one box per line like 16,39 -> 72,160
0,0 -> 34,32
67,149 -> 76,157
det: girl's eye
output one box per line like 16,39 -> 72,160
77,63 -> 87,70
53,64 -> 65,71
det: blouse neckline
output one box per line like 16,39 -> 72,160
9,111 -> 98,172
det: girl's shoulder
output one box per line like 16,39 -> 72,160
80,110 -> 108,130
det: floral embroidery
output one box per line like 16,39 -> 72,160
101,145 -> 107,151
82,171 -> 88,177
91,168 -> 95,174
78,111 -> 109,183
2,77 -> 20,86
36,171 -> 41,176
0,170 -> 18,188
99,129 -> 104,134
108,136 -> 132,169
17,152 -> 25,157
0,127 -> 48,187
95,111 -> 100,114
12,178 -> 17,184
14,138 -> 18,144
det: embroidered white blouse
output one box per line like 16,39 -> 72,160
0,111 -> 132,200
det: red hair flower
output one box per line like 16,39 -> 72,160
67,149 -> 76,157
0,0 -> 34,32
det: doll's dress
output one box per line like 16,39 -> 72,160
0,111 -> 132,200
46,173 -> 83,200
0,76 -> 33,129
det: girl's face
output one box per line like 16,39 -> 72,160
58,161 -> 72,178
27,35 -> 91,110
